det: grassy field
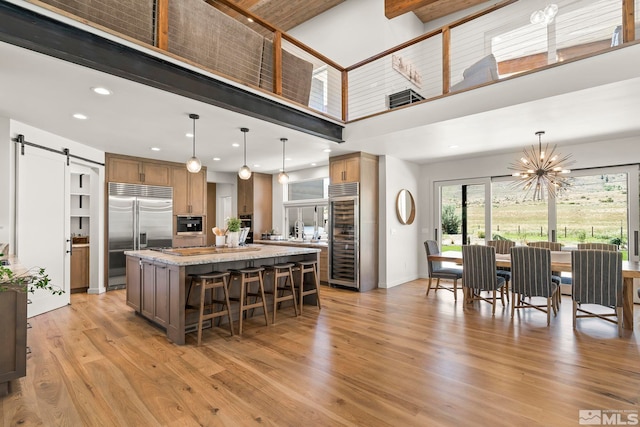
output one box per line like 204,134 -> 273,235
441,173 -> 628,256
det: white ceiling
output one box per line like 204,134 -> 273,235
2,35 -> 640,176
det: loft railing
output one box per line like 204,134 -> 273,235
29,0 -> 640,124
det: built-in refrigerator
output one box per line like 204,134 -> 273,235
107,182 -> 173,289
328,182 -> 359,289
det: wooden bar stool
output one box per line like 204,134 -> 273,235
229,266 -> 269,335
263,263 -> 298,324
296,260 -> 322,314
185,271 -> 233,345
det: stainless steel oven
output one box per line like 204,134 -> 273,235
176,215 -> 204,235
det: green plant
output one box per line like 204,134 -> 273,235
0,265 -> 64,295
226,217 -> 242,233
441,205 -> 460,234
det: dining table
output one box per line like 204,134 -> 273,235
428,250 -> 640,330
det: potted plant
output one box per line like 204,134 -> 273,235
226,217 -> 242,248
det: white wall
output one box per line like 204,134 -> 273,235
289,0 -> 424,66
417,135 -> 640,278
0,117 -> 12,248
379,156 -> 420,288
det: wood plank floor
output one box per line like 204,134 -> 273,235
1,280 -> 639,426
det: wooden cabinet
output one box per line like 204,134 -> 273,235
173,235 -> 206,248
330,155 -> 360,183
70,245 -> 89,292
172,167 -> 206,215
106,154 -> 171,186
319,246 -> 328,284
237,173 -> 272,235
329,152 -> 379,292
126,256 -> 141,311
0,290 -> 27,397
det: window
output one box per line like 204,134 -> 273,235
283,177 -> 329,240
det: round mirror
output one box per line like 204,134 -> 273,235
396,189 -> 415,225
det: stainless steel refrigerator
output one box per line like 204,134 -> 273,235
108,182 -> 173,289
328,182 -> 359,289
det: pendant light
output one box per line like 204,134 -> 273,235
185,113 -> 201,173
238,127 -> 252,180
278,137 -> 289,184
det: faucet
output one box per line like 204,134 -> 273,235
294,220 -> 304,240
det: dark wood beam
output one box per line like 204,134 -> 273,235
0,1 -> 343,143
385,0 -> 439,19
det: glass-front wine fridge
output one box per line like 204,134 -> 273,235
328,182 -> 359,289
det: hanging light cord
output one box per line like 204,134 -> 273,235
192,116 -> 196,157
281,138 -> 286,171
243,131 -> 247,165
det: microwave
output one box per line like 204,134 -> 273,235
176,215 -> 203,235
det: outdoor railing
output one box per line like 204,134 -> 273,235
29,0 -> 639,124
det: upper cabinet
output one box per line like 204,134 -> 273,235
330,155 -> 360,183
237,173 -> 272,235
106,154 -> 171,186
172,167 -> 206,215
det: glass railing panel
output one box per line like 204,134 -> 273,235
347,34 -> 443,121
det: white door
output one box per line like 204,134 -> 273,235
17,147 -> 70,317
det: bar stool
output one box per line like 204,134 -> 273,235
229,266 -> 269,335
185,271 -> 233,345
296,260 -> 322,314
263,263 -> 298,324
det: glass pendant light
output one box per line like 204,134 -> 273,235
278,137 -> 289,184
186,113 -> 201,173
238,127 -> 252,180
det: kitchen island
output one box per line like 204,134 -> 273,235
124,244 -> 320,345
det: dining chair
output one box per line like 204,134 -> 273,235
487,240 -> 515,302
571,249 -> 623,336
577,243 -> 618,251
461,245 -> 505,315
527,241 -> 562,251
509,246 -> 559,325
424,240 -> 463,301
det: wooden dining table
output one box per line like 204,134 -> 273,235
428,250 -> 640,330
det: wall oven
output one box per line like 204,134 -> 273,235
176,215 -> 203,235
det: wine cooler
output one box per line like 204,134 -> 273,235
328,182 -> 359,289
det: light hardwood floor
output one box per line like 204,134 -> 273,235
1,280 -> 639,426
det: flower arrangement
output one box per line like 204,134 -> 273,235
0,265 -> 64,295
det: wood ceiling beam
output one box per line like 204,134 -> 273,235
385,0 -> 439,19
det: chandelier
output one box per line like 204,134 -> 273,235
509,131 -> 572,200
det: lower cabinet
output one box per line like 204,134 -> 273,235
126,256 -> 178,329
70,245 -> 89,293
0,290 -> 27,397
319,246 -> 328,284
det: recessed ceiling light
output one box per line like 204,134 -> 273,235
73,113 -> 88,120
150,147 -> 161,151
285,157 -> 292,161
232,143 -> 240,147
91,87 -> 112,95
213,157 -> 221,161
323,148 -> 332,153
253,164 -> 260,168
449,145 -> 459,149
311,163 -> 317,166
186,132 -> 194,138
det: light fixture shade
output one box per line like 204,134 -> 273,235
238,127 -> 251,180
238,165 -> 252,180
186,156 -> 202,173
186,113 -> 201,173
278,171 -> 289,184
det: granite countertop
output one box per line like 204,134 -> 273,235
254,239 -> 328,248
125,244 -> 320,266
1,255 -> 29,277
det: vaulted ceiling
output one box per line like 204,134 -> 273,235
212,0 -> 490,31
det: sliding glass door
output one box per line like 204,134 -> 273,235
436,179 -> 489,250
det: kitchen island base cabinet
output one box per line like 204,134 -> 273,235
125,245 -> 319,345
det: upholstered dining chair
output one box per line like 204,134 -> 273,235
509,246 -> 559,325
461,245 -> 505,315
424,240 -> 463,300
571,249 -> 623,336
527,241 -> 562,251
577,243 -> 618,251
487,240 -> 515,302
